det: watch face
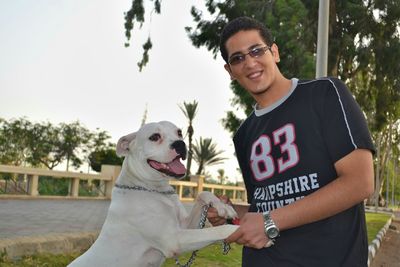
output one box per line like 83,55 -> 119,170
267,227 -> 279,239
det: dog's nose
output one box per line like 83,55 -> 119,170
170,140 -> 187,160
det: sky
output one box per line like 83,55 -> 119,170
0,0 -> 246,182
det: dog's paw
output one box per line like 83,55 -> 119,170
213,202 -> 237,219
198,192 -> 238,219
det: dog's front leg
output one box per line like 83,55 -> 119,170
174,224 -> 239,254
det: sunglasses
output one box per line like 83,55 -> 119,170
228,46 -> 271,66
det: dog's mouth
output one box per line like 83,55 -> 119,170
147,156 -> 186,178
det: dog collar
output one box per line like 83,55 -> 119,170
114,183 -> 176,195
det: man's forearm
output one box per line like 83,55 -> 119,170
271,149 -> 374,231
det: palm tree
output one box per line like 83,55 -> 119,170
193,137 -> 227,175
179,100 -> 198,178
217,169 -> 226,184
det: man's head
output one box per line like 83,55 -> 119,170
219,17 -> 274,64
219,16 -> 288,108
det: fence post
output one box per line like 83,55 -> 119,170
198,175 -> 204,193
28,175 -> 39,196
101,165 -> 121,198
71,178 -> 80,197
190,175 -> 205,198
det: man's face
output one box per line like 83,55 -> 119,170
224,30 -> 280,98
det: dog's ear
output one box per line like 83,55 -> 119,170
116,132 -> 137,157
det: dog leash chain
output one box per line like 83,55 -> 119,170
200,205 -> 231,255
174,204 -> 231,267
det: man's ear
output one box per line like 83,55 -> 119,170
224,64 -> 236,80
116,132 -> 137,157
271,43 -> 281,63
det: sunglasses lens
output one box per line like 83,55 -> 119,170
229,55 -> 244,65
249,47 -> 265,57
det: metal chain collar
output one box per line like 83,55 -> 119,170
174,204 -> 231,267
114,183 -> 176,195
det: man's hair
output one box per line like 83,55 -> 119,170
219,16 -> 274,63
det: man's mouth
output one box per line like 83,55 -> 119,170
147,156 -> 186,178
247,70 -> 263,80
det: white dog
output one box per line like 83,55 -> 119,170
68,121 -> 238,267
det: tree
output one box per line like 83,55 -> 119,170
0,117 -> 32,166
179,100 -> 198,177
26,121 -> 63,169
86,128 -> 122,172
192,137 -> 227,175
217,168 -> 227,184
124,0 -> 160,71
88,148 -> 123,172
57,121 -> 91,171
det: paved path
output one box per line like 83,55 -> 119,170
0,199 -> 111,239
0,198 -> 194,239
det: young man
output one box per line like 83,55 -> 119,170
207,17 -> 375,266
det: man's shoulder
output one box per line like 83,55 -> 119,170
297,77 -> 343,88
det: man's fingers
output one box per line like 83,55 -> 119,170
225,228 -> 242,244
207,207 -> 226,226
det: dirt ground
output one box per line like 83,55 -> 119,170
370,211 -> 400,267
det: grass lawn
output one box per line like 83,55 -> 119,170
365,212 -> 392,243
0,211 -> 392,267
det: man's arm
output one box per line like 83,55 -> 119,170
225,148 -> 374,248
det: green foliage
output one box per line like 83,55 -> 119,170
38,177 -> 69,196
0,117 -> 116,172
380,159 -> 400,206
88,148 -> 123,173
124,0 -> 161,70
193,137 -> 227,175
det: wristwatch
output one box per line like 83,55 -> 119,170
262,211 -> 280,241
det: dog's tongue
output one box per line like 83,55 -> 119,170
168,158 -> 186,175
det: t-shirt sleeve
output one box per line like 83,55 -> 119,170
320,78 -> 375,163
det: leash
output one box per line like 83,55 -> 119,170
174,204 -> 231,267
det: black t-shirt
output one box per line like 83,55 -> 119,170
233,77 -> 375,267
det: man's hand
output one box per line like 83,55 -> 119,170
225,212 -> 269,249
206,195 -> 232,226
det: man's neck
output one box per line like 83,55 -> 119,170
255,77 -> 292,109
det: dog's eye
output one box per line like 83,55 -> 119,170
177,130 -> 183,138
149,133 -> 161,142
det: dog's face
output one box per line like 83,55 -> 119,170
116,121 -> 187,181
